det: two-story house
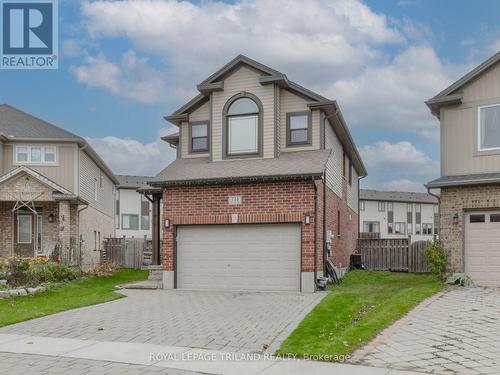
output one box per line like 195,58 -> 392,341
0,104 -> 118,270
149,55 -> 367,293
115,175 -> 154,239
360,189 -> 438,242
426,51 -> 500,286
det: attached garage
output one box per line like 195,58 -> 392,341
465,211 -> 500,287
176,224 -> 301,292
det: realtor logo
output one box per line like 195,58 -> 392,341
1,0 -> 58,69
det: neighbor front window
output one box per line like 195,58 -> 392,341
363,221 -> 380,233
15,145 -> 57,164
394,222 -> 406,235
190,122 -> 209,152
287,112 -> 310,145
226,97 -> 259,155
122,214 -> 139,230
378,202 -> 385,212
479,104 -> 500,151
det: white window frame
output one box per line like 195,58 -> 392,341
478,104 -> 500,152
122,214 -> 139,230
15,145 -> 58,165
378,201 -> 385,212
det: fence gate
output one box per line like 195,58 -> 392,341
358,238 -> 430,273
102,237 -> 153,269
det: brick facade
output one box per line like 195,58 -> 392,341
440,184 -> 500,272
161,178 -> 359,282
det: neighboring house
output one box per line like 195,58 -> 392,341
149,55 -> 367,293
115,175 -> 154,239
426,50 -> 500,287
359,189 -> 438,242
0,104 -> 118,270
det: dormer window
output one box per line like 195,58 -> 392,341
224,95 -> 262,157
478,104 -> 500,151
287,112 -> 311,146
15,145 -> 58,164
189,122 -> 209,153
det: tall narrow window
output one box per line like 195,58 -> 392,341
190,122 -> 209,152
287,112 -> 311,146
225,96 -> 260,156
378,202 -> 385,212
478,104 -> 500,151
18,215 -> 32,244
360,201 -> 365,211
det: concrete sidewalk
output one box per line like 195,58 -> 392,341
0,333 -> 426,375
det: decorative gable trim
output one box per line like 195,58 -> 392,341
0,166 -> 72,195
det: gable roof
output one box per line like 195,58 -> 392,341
426,51 -> 500,116
360,189 -> 438,204
149,150 -> 331,187
162,54 -> 366,177
0,166 -> 73,195
0,104 -> 119,185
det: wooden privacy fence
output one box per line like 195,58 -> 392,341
358,238 -> 430,273
102,237 -> 154,269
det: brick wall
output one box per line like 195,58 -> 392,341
161,178 -> 359,276
440,184 -> 500,272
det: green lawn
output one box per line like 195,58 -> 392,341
277,270 -> 444,360
0,269 -> 148,328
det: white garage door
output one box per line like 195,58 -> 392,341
177,224 -> 301,291
466,211 -> 500,287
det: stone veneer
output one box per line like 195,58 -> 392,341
440,184 -> 500,272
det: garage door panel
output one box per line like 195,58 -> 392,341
177,224 -> 301,291
466,211 -> 500,287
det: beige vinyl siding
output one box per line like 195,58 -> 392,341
181,101 -> 211,159
462,63 -> 500,102
324,120 -> 343,198
0,143 -> 3,175
78,150 -> 114,217
211,66 -> 275,161
441,104 -> 500,176
279,89 -> 320,152
2,143 -> 75,192
347,167 -> 359,213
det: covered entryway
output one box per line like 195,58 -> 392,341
177,224 -> 301,292
466,211 -> 500,286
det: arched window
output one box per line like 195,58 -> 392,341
225,96 -> 261,156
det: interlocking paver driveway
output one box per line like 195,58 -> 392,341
353,287 -> 500,375
0,289 -> 324,353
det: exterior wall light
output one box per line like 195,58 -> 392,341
164,219 -> 170,228
48,214 -> 55,223
305,213 -> 311,225
452,213 -> 459,225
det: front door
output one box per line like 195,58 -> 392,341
14,211 -> 36,257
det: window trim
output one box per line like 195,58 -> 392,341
188,121 -> 210,154
477,103 -> 500,152
121,214 -> 140,230
286,111 -> 312,147
17,214 -> 32,244
222,93 -> 263,159
378,201 -> 385,212
14,145 -> 59,165
363,221 -> 380,233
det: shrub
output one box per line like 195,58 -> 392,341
425,242 -> 447,279
6,257 -> 32,287
28,263 -> 79,284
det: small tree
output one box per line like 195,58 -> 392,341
425,242 -> 447,279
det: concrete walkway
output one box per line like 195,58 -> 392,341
0,333 -> 427,375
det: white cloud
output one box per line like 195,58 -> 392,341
86,127 -> 177,176
70,51 -> 173,104
359,141 -> 439,190
382,179 -> 426,192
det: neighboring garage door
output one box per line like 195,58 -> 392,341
466,211 -> 500,287
177,224 -> 301,291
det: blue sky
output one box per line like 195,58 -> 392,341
1,0 -> 500,191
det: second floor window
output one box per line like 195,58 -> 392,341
225,96 -> 260,156
378,201 -> 385,212
16,145 -> 57,164
190,122 -> 209,152
287,112 -> 311,146
122,214 -> 139,230
479,104 -> 500,151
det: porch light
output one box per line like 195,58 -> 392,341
48,214 -> 55,223
304,213 -> 311,225
164,219 -> 170,228
452,213 -> 459,225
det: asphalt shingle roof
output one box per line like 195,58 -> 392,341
427,173 -> 500,188
149,150 -> 331,186
360,189 -> 438,204
0,104 -> 81,139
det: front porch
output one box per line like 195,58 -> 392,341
0,167 -> 81,263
